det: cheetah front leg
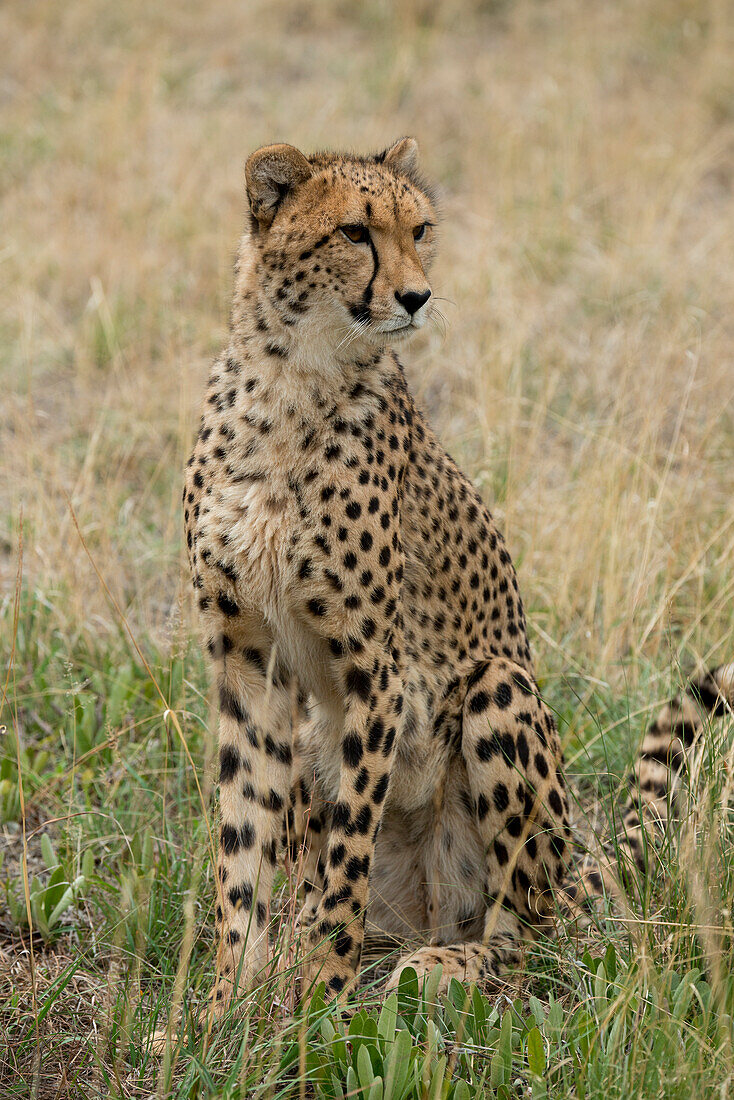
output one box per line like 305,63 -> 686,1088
388,658 -> 570,995
205,617 -> 295,1018
300,646 -> 404,1000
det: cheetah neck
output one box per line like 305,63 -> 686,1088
227,242 -> 388,405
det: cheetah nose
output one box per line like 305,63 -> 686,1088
395,288 -> 431,316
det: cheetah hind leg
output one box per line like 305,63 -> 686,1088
389,657 -> 571,998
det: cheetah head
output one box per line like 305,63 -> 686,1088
244,138 -> 437,349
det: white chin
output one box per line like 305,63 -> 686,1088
376,324 -> 416,344
387,326 -> 415,342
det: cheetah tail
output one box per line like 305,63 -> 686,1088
615,661 -> 734,875
555,662 -> 734,923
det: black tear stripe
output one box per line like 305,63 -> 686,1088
349,237 -> 380,324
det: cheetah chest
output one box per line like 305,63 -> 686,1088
211,472 -> 300,611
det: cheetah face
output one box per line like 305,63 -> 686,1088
245,138 -> 438,349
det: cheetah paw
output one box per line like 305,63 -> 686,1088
385,943 -> 486,996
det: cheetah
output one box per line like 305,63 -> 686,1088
183,138 -> 734,1013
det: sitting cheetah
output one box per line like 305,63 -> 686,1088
183,138 -> 734,1012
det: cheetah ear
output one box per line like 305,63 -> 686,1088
376,137 -> 419,177
245,143 -> 312,231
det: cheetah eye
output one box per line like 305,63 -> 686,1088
413,223 -> 427,241
340,224 -> 370,244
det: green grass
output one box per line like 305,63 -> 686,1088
2,590 -> 733,1097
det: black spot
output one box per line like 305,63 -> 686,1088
221,823 -> 255,855
219,745 -> 241,783
367,717 -> 384,752
332,801 -> 351,829
354,767 -> 369,794
330,843 -> 346,867
495,682 -> 513,708
493,782 -> 509,813
372,774 -> 389,803
334,929 -> 354,957
469,690 -> 490,714
342,733 -> 364,767
243,647 -> 266,675
228,882 -> 254,909
219,685 -> 247,724
264,735 -> 292,765
345,666 -> 371,701
217,592 -> 240,617
476,734 -> 501,761
345,855 -> 369,881
512,672 -> 533,695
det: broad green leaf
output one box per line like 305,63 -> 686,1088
423,964 -> 443,1017
397,966 -> 420,1023
526,1026 -> 546,1076
48,875 -> 85,928
378,993 -> 398,1047
547,999 -> 564,1036
383,1027 -> 411,1100
672,977 -> 694,1020
368,1078 -> 384,1100
532,1078 -> 548,1100
42,864 -> 69,916
358,1042 -> 376,1093
320,1016 -> 335,1044
529,996 -> 546,1028
346,1065 -> 359,1099
490,1052 -> 505,1090
40,833 -> 57,870
427,1053 -> 447,1100
594,961 -> 607,1005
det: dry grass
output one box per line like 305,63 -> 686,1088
3,0 -> 733,676
2,0 -> 734,1096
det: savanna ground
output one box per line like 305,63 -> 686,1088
2,0 -> 734,1096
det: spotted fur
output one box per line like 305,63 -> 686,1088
183,138 -> 734,1011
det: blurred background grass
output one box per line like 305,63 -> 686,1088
2,0 -> 733,673
1,0 -> 734,1095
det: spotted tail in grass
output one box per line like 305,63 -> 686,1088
561,662 -> 734,916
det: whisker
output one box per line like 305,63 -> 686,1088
428,305 -> 448,339
343,316 -> 373,349
336,318 -> 367,350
